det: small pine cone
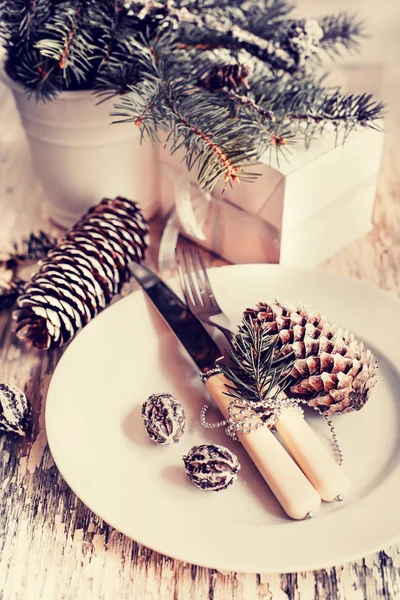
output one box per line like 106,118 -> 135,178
203,63 -> 251,91
244,301 -> 378,416
12,198 -> 149,350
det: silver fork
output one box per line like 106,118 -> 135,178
175,248 -> 234,345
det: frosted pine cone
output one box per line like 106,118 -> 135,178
12,197 -> 149,350
244,301 -> 378,416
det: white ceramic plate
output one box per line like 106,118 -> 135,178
45,265 -> 400,573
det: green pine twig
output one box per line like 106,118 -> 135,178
221,318 -> 296,405
319,13 -> 364,56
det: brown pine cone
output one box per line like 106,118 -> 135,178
12,197 -> 149,350
203,63 -> 251,91
244,301 -> 378,416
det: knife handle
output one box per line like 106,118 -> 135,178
205,374 -> 321,520
274,410 -> 350,501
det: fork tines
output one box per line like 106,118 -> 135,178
175,248 -> 216,309
176,247 -> 234,344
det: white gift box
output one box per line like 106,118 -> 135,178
158,123 -> 384,267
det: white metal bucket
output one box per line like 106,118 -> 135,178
1,64 -> 160,228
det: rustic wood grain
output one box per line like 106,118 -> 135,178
1,65 -> 400,600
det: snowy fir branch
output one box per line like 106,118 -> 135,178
0,0 -> 384,189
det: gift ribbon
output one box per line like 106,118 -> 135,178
158,173 -> 212,274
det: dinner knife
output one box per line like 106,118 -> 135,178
129,262 -> 321,520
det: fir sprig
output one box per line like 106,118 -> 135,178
319,13 -> 364,56
221,318 -> 296,404
0,279 -> 26,311
0,231 -> 57,311
9,231 -> 58,262
0,0 -> 385,189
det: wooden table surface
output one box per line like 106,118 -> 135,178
1,65 -> 399,600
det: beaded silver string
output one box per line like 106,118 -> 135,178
324,412 -> 344,467
200,371 -> 344,466
200,397 -> 303,442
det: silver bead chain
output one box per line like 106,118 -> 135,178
200,400 -> 303,442
310,404 -> 344,466
200,404 -> 227,429
199,367 -> 344,466
325,415 -> 344,467
201,400 -> 345,466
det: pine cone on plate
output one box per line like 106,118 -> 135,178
12,197 -> 149,350
244,301 -> 378,416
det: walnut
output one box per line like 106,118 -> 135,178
0,383 -> 32,436
183,444 -> 240,491
141,393 -> 186,445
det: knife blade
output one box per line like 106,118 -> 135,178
129,262 -> 223,372
129,261 -> 322,520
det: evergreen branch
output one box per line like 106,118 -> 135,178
0,0 -> 51,43
0,279 -> 26,312
95,62 -> 141,99
95,29 -> 156,97
249,74 -> 384,135
8,230 -> 57,262
111,74 -> 163,142
165,97 -> 241,185
126,0 -> 299,74
219,87 -> 293,153
197,61 -> 277,125
246,0 -> 295,32
132,40 -> 260,188
10,49 -> 63,101
223,89 -> 276,123
1,0 -> 385,190
288,92 -> 385,133
18,0 -> 37,36
221,318 -> 296,404
58,7 -> 81,69
35,4 -> 95,85
177,42 -> 225,51
319,13 -> 364,56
